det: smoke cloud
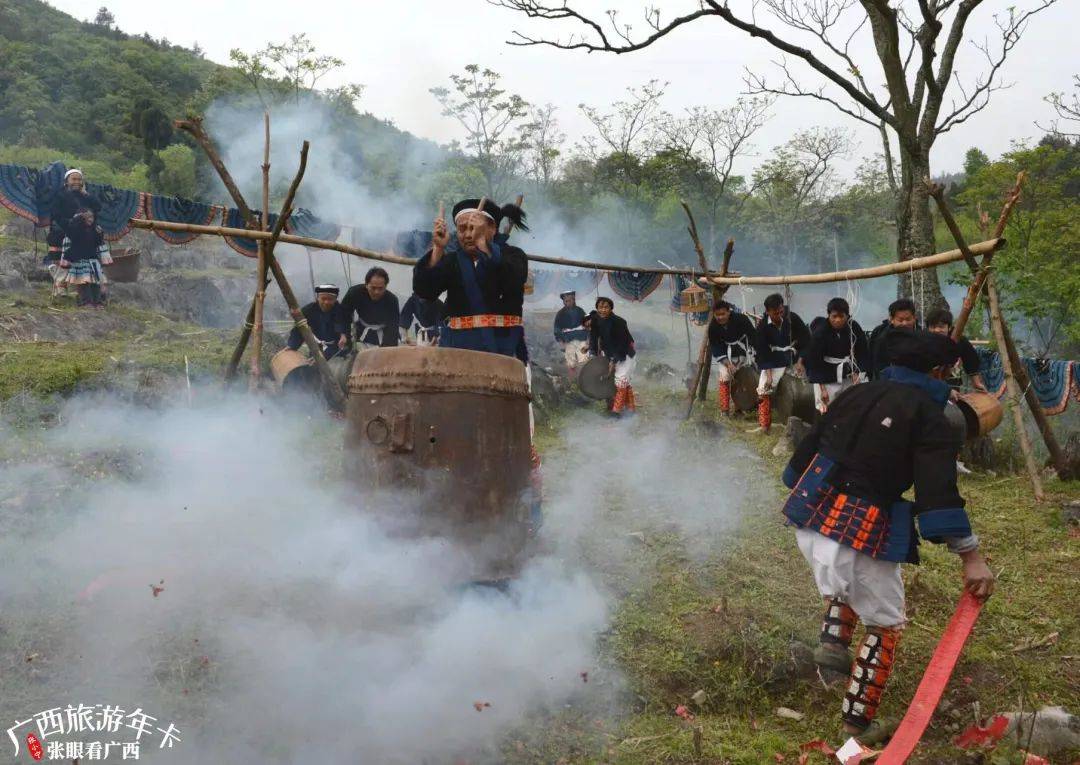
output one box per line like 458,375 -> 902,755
0,388 -> 757,763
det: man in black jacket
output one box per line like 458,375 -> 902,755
589,296 -> 637,414
782,327 -> 994,740
341,267 -> 401,350
753,293 -> 810,432
708,301 -> 757,415
805,297 -> 870,413
868,298 -> 917,379
926,308 -> 988,394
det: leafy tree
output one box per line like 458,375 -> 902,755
959,141 -> 1080,353
430,65 -> 531,199
93,7 -> 114,28
154,144 -> 197,198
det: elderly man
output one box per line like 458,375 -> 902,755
753,293 -> 810,432
781,327 -> 994,742
412,198 -> 529,362
805,297 -> 870,413
926,307 -> 988,394
341,267 -> 401,351
708,300 -> 757,416
553,290 -> 589,379
287,284 -> 350,359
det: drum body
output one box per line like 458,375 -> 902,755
579,356 -> 617,400
731,365 -> 759,411
955,391 -> 1004,439
345,347 -> 533,580
774,371 -> 816,423
269,348 -> 316,391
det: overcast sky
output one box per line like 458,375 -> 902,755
49,0 -> 1075,176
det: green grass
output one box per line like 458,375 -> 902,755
0,288 -> 239,399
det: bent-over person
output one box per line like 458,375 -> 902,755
805,297 -> 870,414
553,290 -> 589,380
341,267 -> 401,350
753,293 -> 810,432
781,327 -> 994,742
288,284 -> 350,359
588,296 -> 637,415
707,301 -> 756,415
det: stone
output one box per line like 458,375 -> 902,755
774,707 -> 805,721
626,532 -> 646,544
785,416 -> 812,452
1003,706 -> 1080,757
771,438 -> 791,457
690,690 -> 707,707
1062,500 -> 1080,526
643,362 -> 677,382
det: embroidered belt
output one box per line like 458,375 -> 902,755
447,314 -> 523,330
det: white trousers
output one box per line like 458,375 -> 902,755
795,528 -> 906,628
614,356 -> 636,387
715,357 -> 747,383
813,374 -> 866,413
561,340 -> 590,371
757,367 -> 787,396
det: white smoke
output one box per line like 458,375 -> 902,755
0,389 -> 758,764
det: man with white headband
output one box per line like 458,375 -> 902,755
287,284 -> 349,359
412,197 -> 529,361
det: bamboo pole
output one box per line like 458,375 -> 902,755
176,118 -> 344,408
250,111 -> 270,391
681,198 -> 735,419
928,175 -> 1066,479
951,173 -> 1025,339
700,239 -> 1003,286
986,272 -> 1044,501
226,280 -> 268,381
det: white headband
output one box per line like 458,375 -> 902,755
454,209 -> 495,224
64,169 -> 84,180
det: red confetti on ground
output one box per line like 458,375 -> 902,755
1023,753 -> 1049,765
674,705 -> 695,721
962,675 -> 973,685
797,739 -> 836,765
773,753 -> 786,763
150,584 -> 164,597
580,671 -> 588,683
954,715 -> 1009,749
473,702 -> 491,712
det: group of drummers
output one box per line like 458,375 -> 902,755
701,292 -> 987,433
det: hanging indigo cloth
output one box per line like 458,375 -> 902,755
222,207 -> 278,257
144,194 -> 220,244
607,270 -> 664,301
0,162 -> 66,226
84,183 -> 142,241
290,208 -> 341,243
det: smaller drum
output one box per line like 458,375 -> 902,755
270,348 -> 317,391
774,371 -> 816,423
956,391 -> 1004,439
579,356 -> 617,400
731,365 -> 759,411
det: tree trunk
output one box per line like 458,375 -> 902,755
895,150 -> 947,315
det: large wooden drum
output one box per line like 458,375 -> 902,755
269,348 -> 316,391
345,347 -> 533,580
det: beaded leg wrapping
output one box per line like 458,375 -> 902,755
842,626 -> 901,732
625,386 -> 637,412
611,386 -> 628,414
718,381 -> 731,414
757,395 -> 772,431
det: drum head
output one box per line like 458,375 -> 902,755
732,365 -> 759,411
578,356 -> 617,400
